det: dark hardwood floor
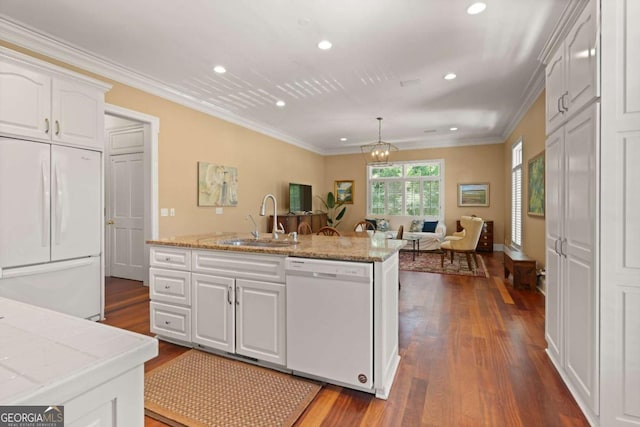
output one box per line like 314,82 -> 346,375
101,252 -> 588,426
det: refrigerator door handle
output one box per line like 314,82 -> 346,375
41,160 -> 50,247
54,163 -> 63,245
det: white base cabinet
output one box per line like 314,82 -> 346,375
150,247 -> 287,366
235,279 -> 286,365
192,273 -> 235,353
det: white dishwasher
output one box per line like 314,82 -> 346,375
285,257 -> 373,390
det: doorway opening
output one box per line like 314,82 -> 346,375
104,105 -> 159,285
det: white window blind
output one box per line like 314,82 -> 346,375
511,140 -> 523,247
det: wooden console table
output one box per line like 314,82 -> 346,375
503,246 -> 537,289
267,212 -> 327,233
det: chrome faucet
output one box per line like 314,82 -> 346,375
247,214 -> 259,239
260,193 -> 285,239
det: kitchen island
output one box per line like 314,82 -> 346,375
147,232 -> 403,399
0,297 -> 158,425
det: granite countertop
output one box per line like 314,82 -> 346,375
0,297 -> 158,404
147,231 -> 405,262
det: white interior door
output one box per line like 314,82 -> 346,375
108,152 -> 144,280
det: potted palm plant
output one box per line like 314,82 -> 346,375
316,191 -> 347,228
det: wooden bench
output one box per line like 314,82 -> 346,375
503,246 -> 537,290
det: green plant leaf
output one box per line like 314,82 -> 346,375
335,206 -> 346,221
326,191 -> 335,209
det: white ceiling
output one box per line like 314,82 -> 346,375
0,0 -> 569,154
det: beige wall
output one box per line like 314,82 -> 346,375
503,91 -> 546,268
325,144 -> 506,245
1,41 -> 325,237
2,41 -> 545,254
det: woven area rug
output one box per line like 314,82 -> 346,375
399,250 -> 489,277
144,350 -> 321,427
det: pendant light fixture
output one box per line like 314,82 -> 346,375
361,117 -> 398,164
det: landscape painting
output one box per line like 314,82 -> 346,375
335,180 -> 354,204
528,151 -> 545,216
458,183 -> 489,207
198,162 -> 238,207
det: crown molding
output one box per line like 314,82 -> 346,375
324,135 -> 504,156
0,15 -> 322,155
538,0 -> 590,64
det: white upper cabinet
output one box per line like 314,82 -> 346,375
546,49 -> 566,133
545,0 -> 598,134
51,78 -> 105,150
0,61 -> 51,141
0,47 -> 110,150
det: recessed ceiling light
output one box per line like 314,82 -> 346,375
276,100 -> 286,107
213,65 -> 226,74
340,137 -> 348,142
450,127 -> 459,131
444,73 -> 457,80
467,2 -> 487,15
317,40 -> 332,50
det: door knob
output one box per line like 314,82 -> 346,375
107,220 -> 115,225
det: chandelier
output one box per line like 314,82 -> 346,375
361,117 -> 398,164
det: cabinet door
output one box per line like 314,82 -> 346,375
236,279 -> 286,365
52,78 -> 104,150
0,61 -> 51,141
563,105 -> 599,413
546,47 -> 566,134
545,127 -> 564,364
192,273 -> 235,353
565,0 -> 598,113
0,138 -> 51,268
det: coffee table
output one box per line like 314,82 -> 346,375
404,236 -> 421,261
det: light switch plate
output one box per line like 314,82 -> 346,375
216,207 -> 223,215
160,208 -> 168,217
170,208 -> 175,216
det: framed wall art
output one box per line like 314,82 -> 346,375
528,151 -> 545,217
198,162 -> 238,207
334,180 -> 354,204
458,183 -> 490,207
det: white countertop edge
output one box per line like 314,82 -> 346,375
11,338 -> 158,405
1,297 -> 159,405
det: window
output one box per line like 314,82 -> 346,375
511,139 -> 523,247
367,160 -> 444,218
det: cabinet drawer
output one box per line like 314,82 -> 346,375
150,301 -> 191,342
150,268 -> 191,305
150,246 -> 191,271
477,241 -> 493,252
192,250 -> 286,283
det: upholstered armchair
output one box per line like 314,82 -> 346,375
440,216 -> 484,271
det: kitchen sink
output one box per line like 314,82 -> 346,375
219,238 -> 297,247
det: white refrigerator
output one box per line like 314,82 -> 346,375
0,137 -> 101,319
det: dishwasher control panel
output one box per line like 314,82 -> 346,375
285,257 -> 372,280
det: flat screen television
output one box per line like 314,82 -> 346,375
289,183 -> 312,213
